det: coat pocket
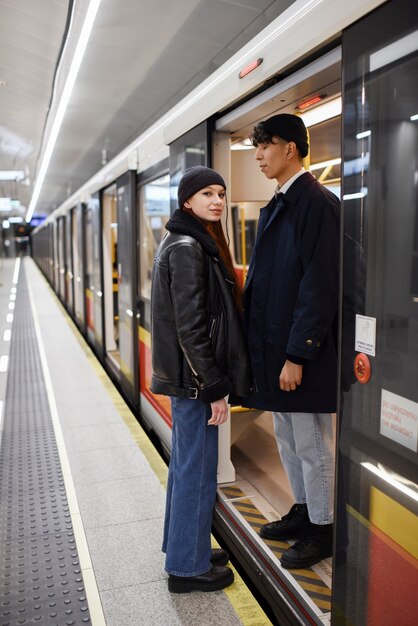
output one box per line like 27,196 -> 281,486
209,315 -> 220,344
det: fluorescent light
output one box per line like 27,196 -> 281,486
299,97 -> 341,127
8,303 -> 15,311
410,114 -> 418,122
9,294 -> 16,302
310,157 -> 341,171
343,188 -> 368,200
0,355 -> 8,372
12,258 -> 21,284
2,220 -> 10,229
26,0 -> 102,222
362,462 -> 418,503
11,287 -> 16,293
370,30 -> 418,72
356,130 -> 371,139
8,217 -> 24,223
6,314 -> 13,323
3,330 -> 11,342
231,138 -> 254,151
0,170 -> 25,181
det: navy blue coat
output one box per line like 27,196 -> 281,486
241,171 -> 340,413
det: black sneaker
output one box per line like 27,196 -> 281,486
280,523 -> 333,569
168,565 -> 234,593
260,503 -> 310,540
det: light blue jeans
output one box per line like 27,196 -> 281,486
272,412 -> 335,524
162,396 -> 218,576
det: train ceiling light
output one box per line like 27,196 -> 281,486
0,170 -> 25,181
299,96 -> 342,128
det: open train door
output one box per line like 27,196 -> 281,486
334,1 -> 418,624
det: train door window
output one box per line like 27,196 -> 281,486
169,120 -> 211,213
57,217 -> 66,301
102,184 -> 119,366
335,2 -> 418,624
65,211 -> 74,312
72,203 -> 85,329
137,165 -> 172,431
85,202 -> 95,344
53,222 -> 59,288
116,171 -> 137,397
138,172 -> 170,302
89,193 -> 103,353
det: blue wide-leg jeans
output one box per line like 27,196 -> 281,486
162,397 -> 219,576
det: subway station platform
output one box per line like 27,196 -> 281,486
0,257 -> 271,626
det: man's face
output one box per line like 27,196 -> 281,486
255,136 -> 290,183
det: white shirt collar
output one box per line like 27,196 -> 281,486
275,168 -> 305,196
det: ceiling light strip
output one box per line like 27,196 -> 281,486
26,0 -> 102,222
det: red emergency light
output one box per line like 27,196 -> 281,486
239,58 -> 263,79
296,95 -> 324,110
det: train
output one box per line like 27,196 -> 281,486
32,0 -> 418,623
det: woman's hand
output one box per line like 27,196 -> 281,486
207,398 -> 229,425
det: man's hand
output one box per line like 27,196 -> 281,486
207,398 -> 229,425
279,360 -> 303,391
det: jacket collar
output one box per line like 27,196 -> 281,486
165,209 -> 219,257
283,170 -> 316,205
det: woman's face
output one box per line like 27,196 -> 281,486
184,184 -> 226,222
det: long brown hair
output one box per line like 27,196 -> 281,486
183,205 -> 243,311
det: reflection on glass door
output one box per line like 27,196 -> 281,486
102,184 -> 119,366
116,172 -> 138,402
137,169 -> 171,427
335,1 -> 418,625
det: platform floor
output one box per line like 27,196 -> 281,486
0,257 -> 271,626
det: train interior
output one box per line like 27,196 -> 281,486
213,48 -> 342,598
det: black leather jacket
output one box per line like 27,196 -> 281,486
150,210 -> 251,404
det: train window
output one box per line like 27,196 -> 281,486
169,120 -> 211,213
231,204 -> 257,266
139,173 -> 170,300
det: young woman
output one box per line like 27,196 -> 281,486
150,166 -> 251,593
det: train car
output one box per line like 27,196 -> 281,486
32,0 -> 418,623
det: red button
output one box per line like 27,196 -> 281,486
354,353 -> 371,384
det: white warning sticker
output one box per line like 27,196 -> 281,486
380,389 -> 418,452
355,314 -> 376,356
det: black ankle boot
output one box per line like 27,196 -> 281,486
211,548 -> 229,566
260,503 -> 311,540
280,523 -> 333,569
168,565 -> 234,593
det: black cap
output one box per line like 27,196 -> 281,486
177,166 -> 226,209
260,114 -> 309,158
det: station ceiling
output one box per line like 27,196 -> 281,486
0,0 -> 293,220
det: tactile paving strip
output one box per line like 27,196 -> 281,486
0,267 -> 91,625
219,486 -> 331,612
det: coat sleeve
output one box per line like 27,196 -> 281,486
169,243 -> 231,402
286,195 -> 340,361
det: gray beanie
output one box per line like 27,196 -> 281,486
178,166 -> 226,209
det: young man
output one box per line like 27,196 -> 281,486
242,114 -> 340,569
